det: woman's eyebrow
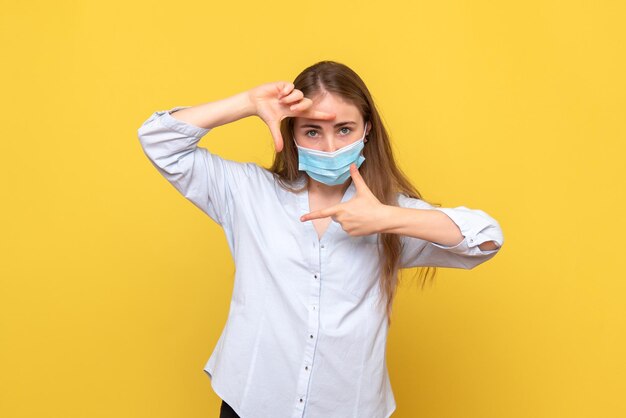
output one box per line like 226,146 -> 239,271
300,121 -> 357,129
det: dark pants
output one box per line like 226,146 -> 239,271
220,399 -> 241,418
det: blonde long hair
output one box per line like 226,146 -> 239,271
267,60 -> 438,326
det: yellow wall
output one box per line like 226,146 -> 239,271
1,1 -> 624,417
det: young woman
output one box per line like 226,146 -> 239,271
137,60 -> 503,418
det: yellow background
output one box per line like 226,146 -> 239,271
1,1 -> 624,417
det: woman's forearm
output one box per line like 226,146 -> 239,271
376,206 -> 461,247
169,90 -> 256,130
378,206 -> 500,250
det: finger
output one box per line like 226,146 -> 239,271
278,89 -> 303,104
300,206 -> 338,222
300,104 -> 336,120
290,98 -> 336,120
277,81 -> 294,98
308,109 -> 337,120
269,120 -> 284,153
288,97 -> 312,112
350,163 -> 369,192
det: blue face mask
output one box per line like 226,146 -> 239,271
294,125 -> 368,186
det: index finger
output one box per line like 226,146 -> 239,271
300,205 -> 339,222
307,109 -> 336,120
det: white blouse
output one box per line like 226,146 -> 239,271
137,106 -> 504,418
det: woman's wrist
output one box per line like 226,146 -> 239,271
239,90 -> 258,118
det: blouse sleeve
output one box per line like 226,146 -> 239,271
397,194 -> 504,269
137,106 -> 254,228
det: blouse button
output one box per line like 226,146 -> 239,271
305,366 -> 308,370
309,334 -> 314,339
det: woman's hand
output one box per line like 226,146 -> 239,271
300,164 -> 390,236
247,81 -> 336,152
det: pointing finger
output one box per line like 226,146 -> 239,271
300,206 -> 339,222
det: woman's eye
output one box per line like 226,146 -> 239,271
304,128 -> 351,138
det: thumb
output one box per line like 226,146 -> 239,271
268,119 -> 284,152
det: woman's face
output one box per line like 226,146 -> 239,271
293,92 -> 369,152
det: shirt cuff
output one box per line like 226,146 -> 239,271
430,207 -> 503,255
155,106 -> 212,139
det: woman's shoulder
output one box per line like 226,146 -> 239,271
396,192 -> 438,210
241,163 -> 306,192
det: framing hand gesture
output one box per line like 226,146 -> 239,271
300,164 -> 387,236
248,81 -> 336,153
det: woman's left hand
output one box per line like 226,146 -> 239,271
300,164 -> 389,236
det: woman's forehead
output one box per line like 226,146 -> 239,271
307,93 -> 360,115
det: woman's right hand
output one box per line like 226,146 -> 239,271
247,81 -> 336,153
